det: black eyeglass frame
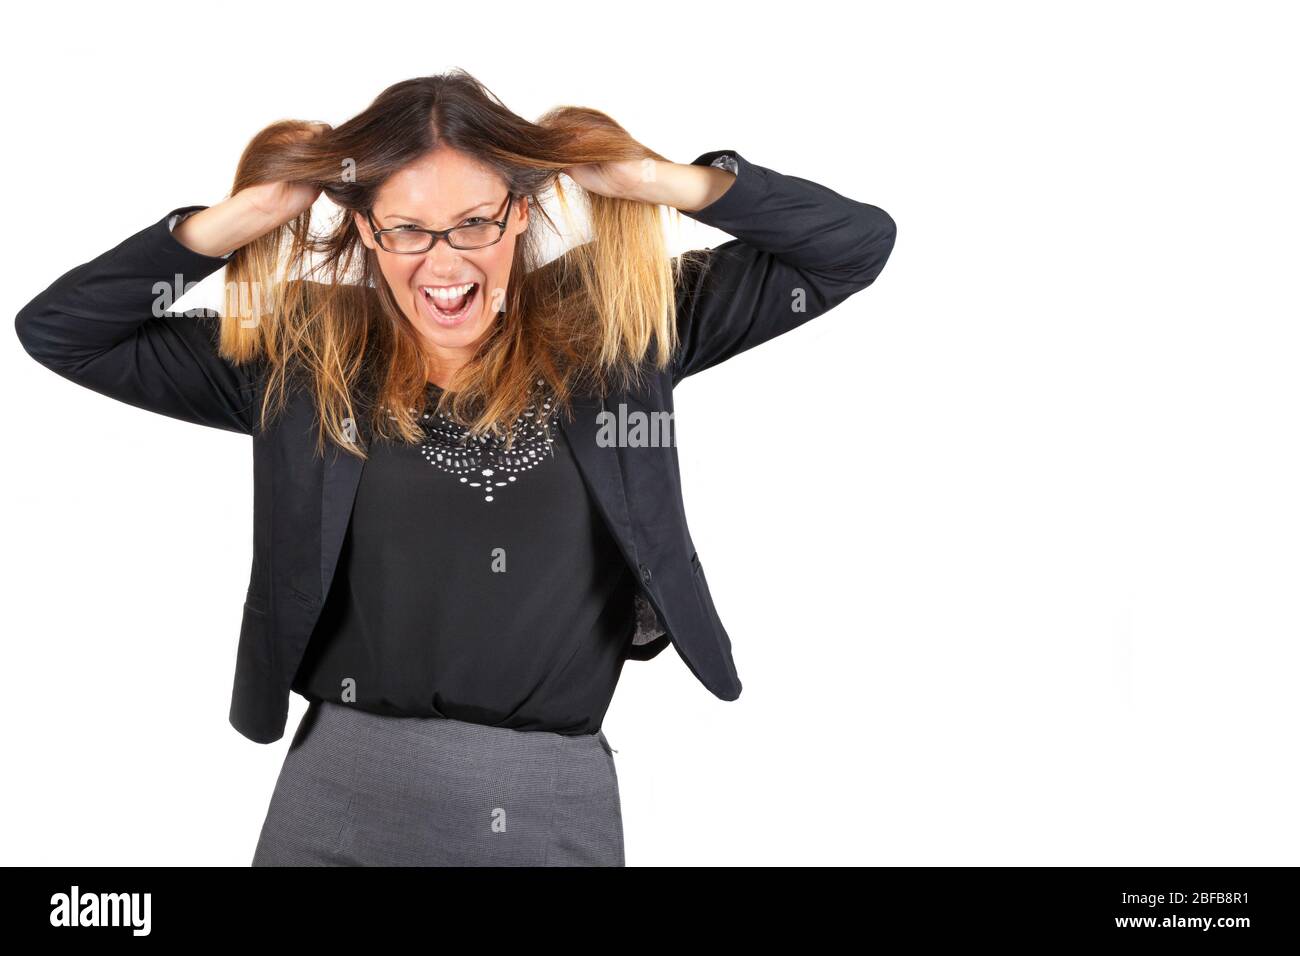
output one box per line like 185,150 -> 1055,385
365,193 -> 516,254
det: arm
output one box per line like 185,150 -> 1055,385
667,149 -> 897,385
14,203 -> 265,435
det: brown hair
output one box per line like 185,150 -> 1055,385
218,68 -> 691,459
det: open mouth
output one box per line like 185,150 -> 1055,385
419,282 -> 480,326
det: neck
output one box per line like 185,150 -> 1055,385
424,353 -> 466,391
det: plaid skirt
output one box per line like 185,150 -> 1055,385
252,699 -> 625,866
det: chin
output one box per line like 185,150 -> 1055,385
420,320 -> 493,351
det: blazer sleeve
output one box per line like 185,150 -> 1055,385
670,149 -> 897,385
13,205 -> 262,435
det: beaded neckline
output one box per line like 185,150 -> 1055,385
384,379 -> 559,504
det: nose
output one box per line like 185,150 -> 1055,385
421,238 -> 469,269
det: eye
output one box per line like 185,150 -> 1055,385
462,217 -> 490,225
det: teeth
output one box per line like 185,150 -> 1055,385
421,283 -> 476,302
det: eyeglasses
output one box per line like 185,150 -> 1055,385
365,193 -> 515,254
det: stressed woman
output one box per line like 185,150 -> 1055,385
14,69 -> 896,866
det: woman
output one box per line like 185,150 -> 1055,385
14,70 -> 896,866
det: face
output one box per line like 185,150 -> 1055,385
354,146 -> 528,384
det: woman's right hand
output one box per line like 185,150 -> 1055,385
234,122 -> 330,228
175,123 -> 329,258
236,180 -> 322,228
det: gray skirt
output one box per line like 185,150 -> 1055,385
252,699 -> 625,866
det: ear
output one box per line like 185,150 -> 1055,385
354,210 -> 376,252
511,196 -> 529,237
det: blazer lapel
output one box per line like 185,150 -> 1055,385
562,388 -> 669,649
559,389 -> 637,561
319,428 -> 366,601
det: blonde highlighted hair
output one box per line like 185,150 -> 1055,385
217,69 -> 692,459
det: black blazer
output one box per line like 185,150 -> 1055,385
14,148 -> 896,744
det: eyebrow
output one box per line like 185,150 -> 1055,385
381,200 -> 495,227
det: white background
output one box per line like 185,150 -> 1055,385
3,0 -> 1297,866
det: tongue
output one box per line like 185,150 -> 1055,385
435,288 -> 471,313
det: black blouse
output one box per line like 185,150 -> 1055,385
290,379 -> 638,735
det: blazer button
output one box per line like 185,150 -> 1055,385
639,564 -> 653,582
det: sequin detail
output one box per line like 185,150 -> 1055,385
387,379 -> 557,503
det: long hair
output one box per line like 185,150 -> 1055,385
217,69 -> 690,459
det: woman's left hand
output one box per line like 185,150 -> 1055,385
564,156 -> 736,212
564,159 -> 659,200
